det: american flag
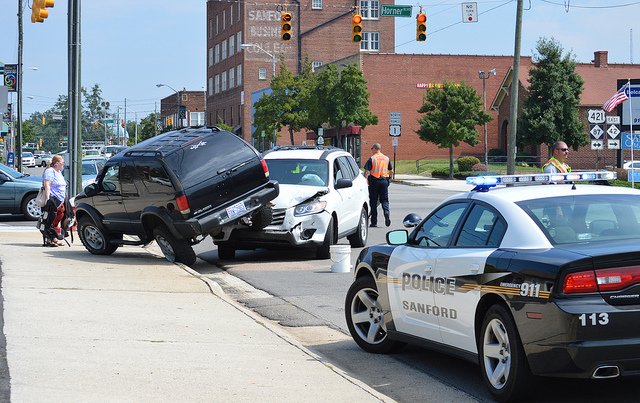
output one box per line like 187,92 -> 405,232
603,82 -> 630,112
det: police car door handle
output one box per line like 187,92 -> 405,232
470,263 -> 480,273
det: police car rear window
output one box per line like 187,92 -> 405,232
517,195 -> 640,244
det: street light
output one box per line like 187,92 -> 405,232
478,68 -> 497,166
240,43 -> 276,78
156,83 -> 181,129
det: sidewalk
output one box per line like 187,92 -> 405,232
393,174 -> 472,192
0,230 -> 392,402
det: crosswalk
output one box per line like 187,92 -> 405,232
0,224 -> 39,233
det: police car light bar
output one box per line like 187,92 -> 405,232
466,171 -> 617,190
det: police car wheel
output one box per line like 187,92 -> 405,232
479,305 -> 531,402
345,276 -> 403,354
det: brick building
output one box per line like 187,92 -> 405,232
158,90 -> 206,129
206,0 -> 394,142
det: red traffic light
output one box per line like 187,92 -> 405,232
352,14 -> 363,43
281,12 -> 293,41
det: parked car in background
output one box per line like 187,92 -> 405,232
84,149 -> 102,158
21,152 -> 36,168
34,153 -> 53,167
623,160 -> 640,169
81,157 -> 106,189
0,163 -> 42,220
214,146 -> 370,260
103,145 -> 128,159
73,127 -> 279,266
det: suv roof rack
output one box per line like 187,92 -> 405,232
466,171 -> 617,192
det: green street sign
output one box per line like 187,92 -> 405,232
380,5 -> 412,17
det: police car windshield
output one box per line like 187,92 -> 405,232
517,194 -> 640,245
265,159 -> 329,187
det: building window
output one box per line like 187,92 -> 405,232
222,71 -> 227,91
237,64 -> 242,85
229,35 -> 235,56
360,0 -> 379,19
208,77 -> 213,96
223,10 -> 226,30
190,112 -> 205,127
229,67 -> 235,88
215,75 -> 220,94
312,61 -> 323,71
208,47 -> 213,67
216,14 -> 219,35
312,0 -> 322,9
208,19 -> 212,39
360,32 -> 380,51
236,32 -> 242,52
182,94 -> 188,102
215,44 -> 220,64
237,0 -> 241,21
258,67 -> 267,80
221,40 -> 227,60
230,5 -> 233,26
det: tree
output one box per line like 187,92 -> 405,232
138,113 -> 159,142
518,37 -> 585,152
417,82 -> 491,179
332,64 -> 378,146
82,84 -> 111,142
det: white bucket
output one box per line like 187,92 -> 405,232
329,244 -> 351,273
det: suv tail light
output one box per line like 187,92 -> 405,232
175,194 -> 190,215
261,159 -> 269,178
563,265 -> 640,294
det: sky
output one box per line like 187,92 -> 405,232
2,0 -> 640,122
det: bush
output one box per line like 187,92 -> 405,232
472,163 -> 488,172
431,167 -> 459,177
457,156 -> 480,172
612,168 -> 627,181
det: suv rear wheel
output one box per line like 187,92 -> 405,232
153,227 -> 197,266
217,243 -> 236,260
78,216 -> 119,255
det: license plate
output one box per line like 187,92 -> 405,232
226,201 -> 247,219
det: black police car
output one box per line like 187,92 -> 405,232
74,127 -> 279,266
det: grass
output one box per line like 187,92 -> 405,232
394,159 -> 543,175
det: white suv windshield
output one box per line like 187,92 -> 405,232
266,159 -> 329,186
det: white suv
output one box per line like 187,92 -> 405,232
215,146 -> 370,259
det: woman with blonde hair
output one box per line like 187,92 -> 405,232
39,154 -> 69,246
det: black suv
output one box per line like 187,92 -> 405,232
74,127 -> 279,266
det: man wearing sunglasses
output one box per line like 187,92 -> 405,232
543,141 -> 571,173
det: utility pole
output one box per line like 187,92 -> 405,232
124,97 -> 127,146
507,0 -> 523,175
68,0 -> 81,195
134,111 -> 138,144
16,0 -> 23,172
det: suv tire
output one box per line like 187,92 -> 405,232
153,227 -> 197,266
78,216 -> 119,255
217,243 -> 236,260
316,217 -> 335,259
347,207 -> 368,248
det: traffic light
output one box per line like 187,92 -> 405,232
31,0 -> 54,24
41,114 -> 45,124
352,14 -> 363,43
280,12 -> 292,41
416,13 -> 427,42
167,117 -> 173,126
121,119 -> 125,128
39,138 -> 43,148
93,120 -> 100,129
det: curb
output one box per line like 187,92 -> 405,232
144,244 -> 395,402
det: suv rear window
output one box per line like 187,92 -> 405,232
165,132 -> 255,188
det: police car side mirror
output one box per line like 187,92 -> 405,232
387,229 -> 408,245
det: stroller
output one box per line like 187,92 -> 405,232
37,197 -> 75,247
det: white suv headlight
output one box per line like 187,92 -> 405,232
294,200 -> 327,216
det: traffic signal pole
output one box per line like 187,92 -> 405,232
68,0 -> 82,195
507,0 -> 523,176
17,0 -> 23,172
